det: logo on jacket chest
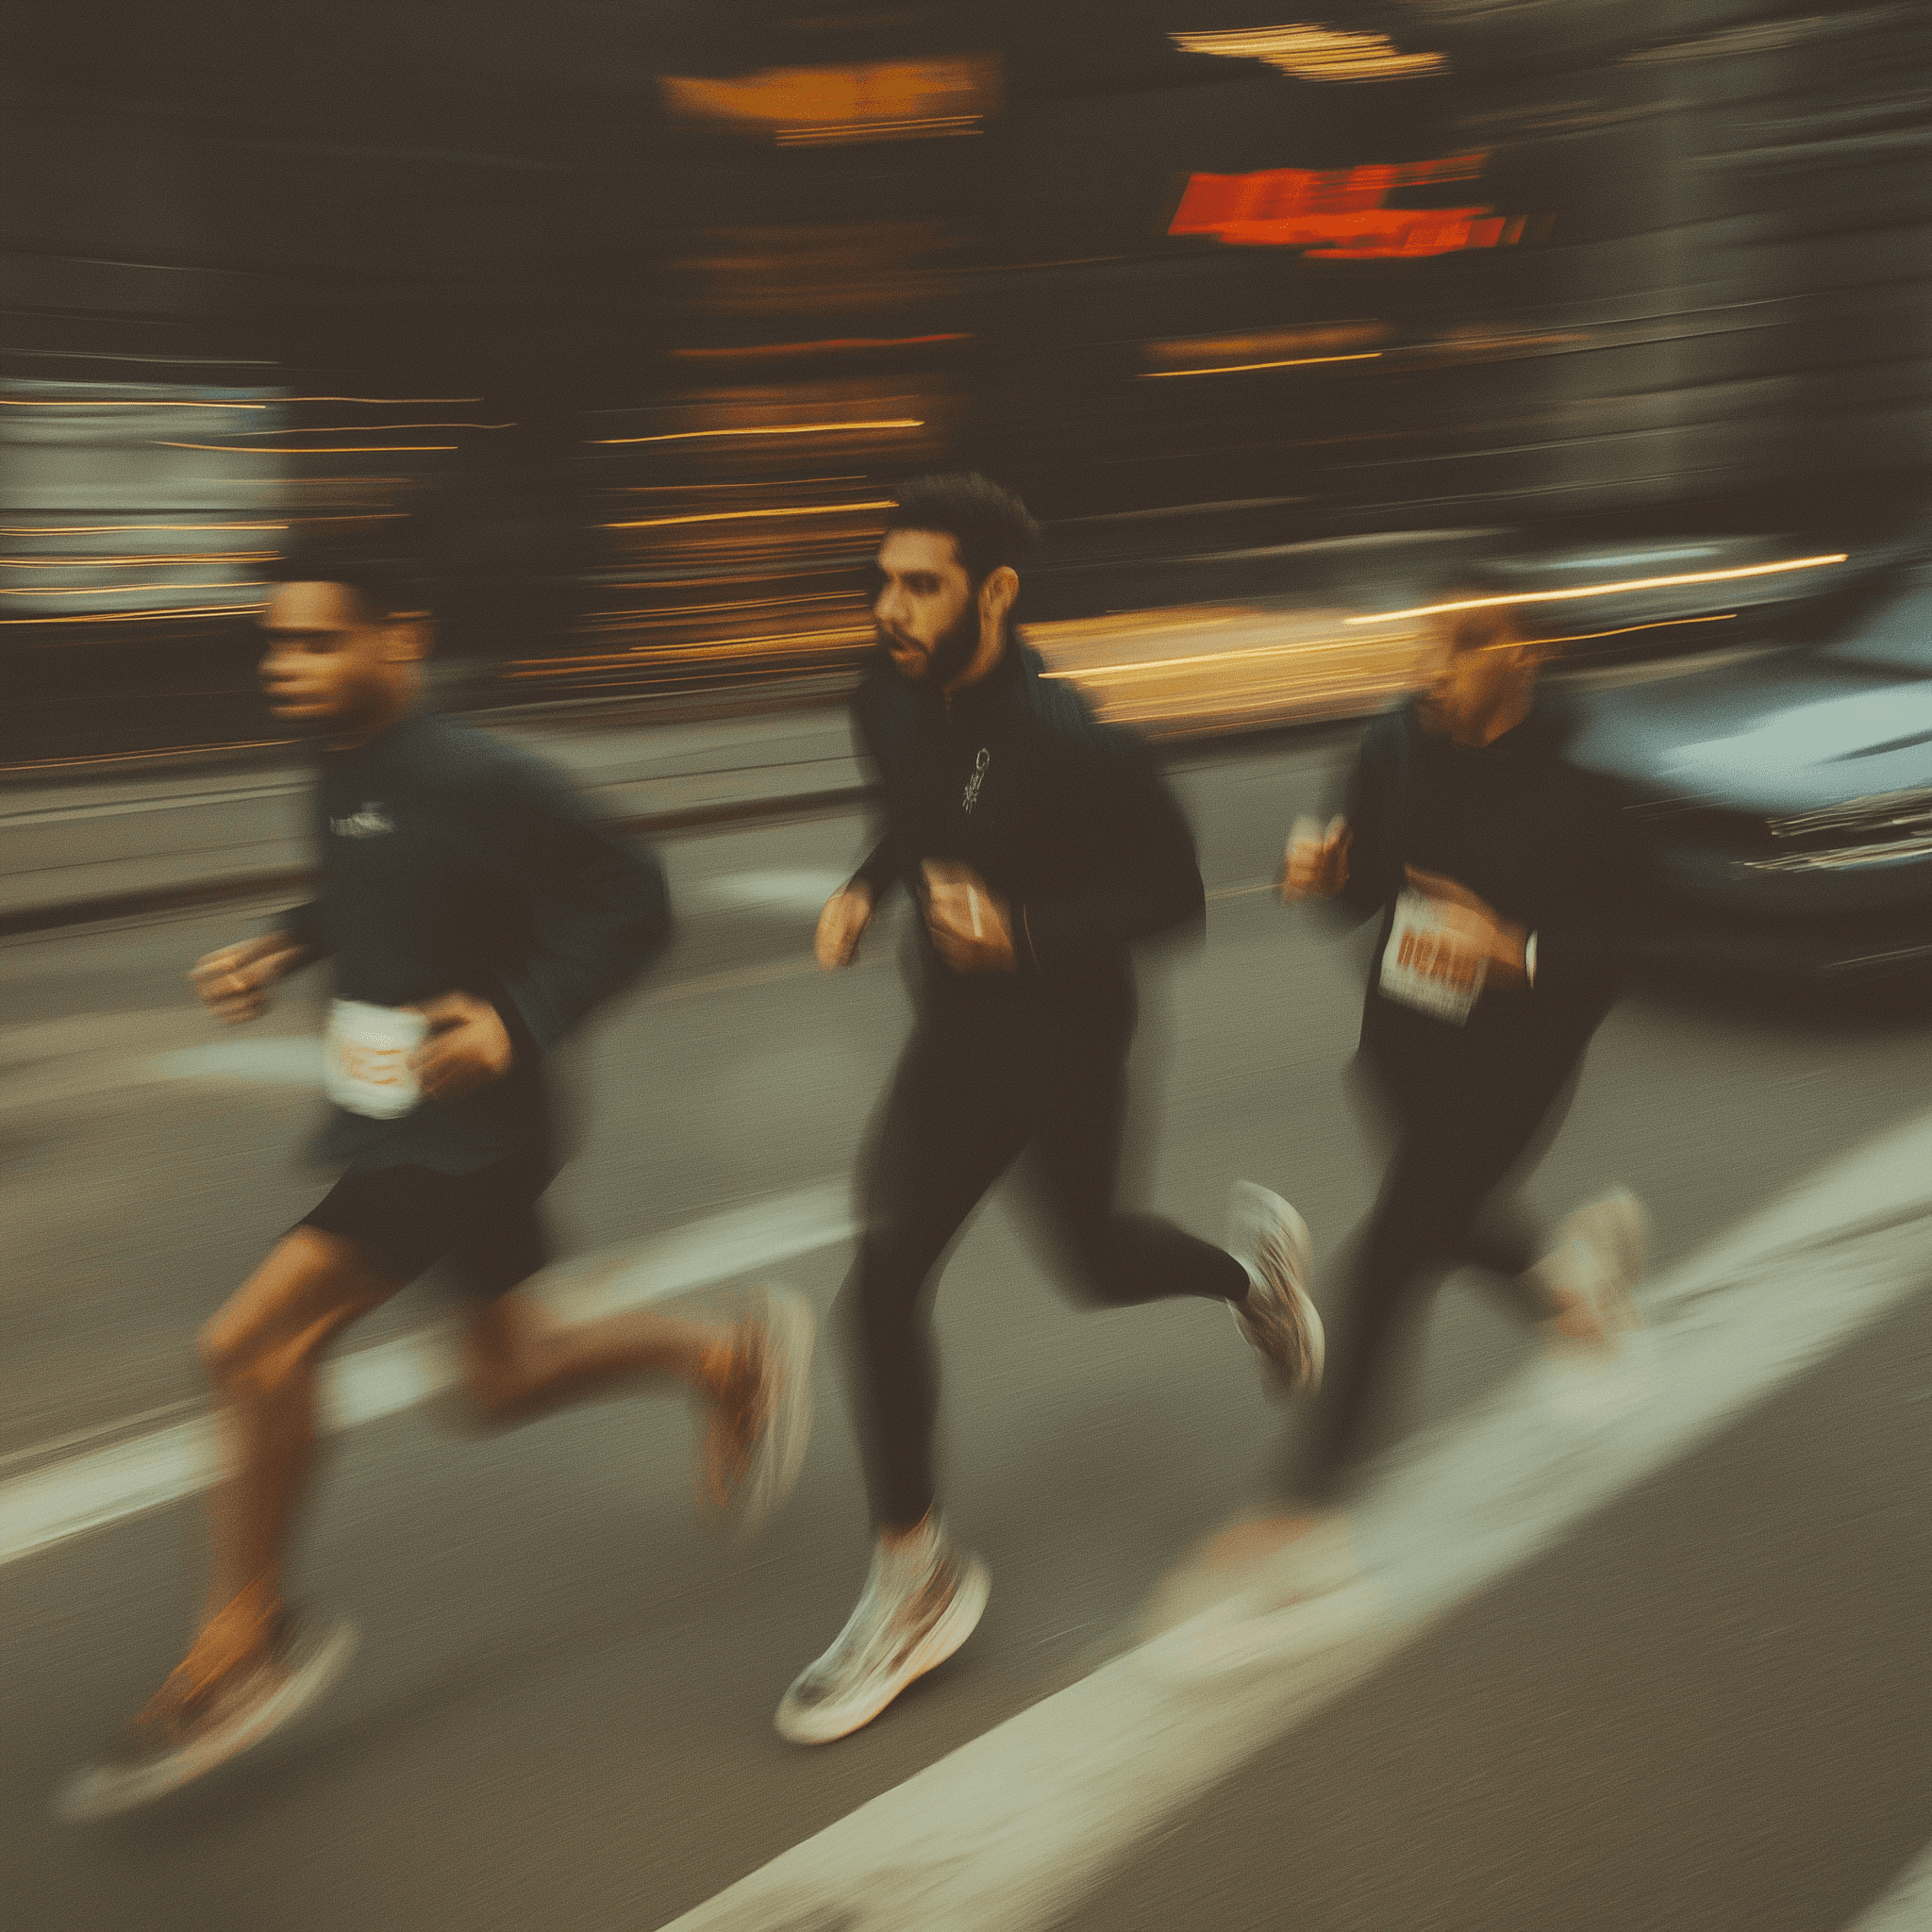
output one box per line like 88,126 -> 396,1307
329,800 -> 395,839
960,747 -> 991,815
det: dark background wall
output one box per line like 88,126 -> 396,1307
3,0 -> 1927,760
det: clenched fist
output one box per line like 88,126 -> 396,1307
921,861 -> 1015,974
1281,815 -> 1352,903
815,883 -> 875,970
190,932 -> 309,1024
409,992 -> 515,1101
1402,867 -> 1527,985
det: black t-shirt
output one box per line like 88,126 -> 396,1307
1329,698 -> 1648,1081
281,711 -> 670,1174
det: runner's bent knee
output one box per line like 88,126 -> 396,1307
197,1233 -> 386,1392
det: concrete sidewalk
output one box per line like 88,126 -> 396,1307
0,709 -> 872,937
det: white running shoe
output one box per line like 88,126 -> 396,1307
1228,1181 -> 1324,1396
1542,1188 -> 1649,1344
774,1531 -> 990,1746
53,1611 -> 358,1822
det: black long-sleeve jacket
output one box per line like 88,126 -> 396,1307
279,710 -> 671,1173
1326,695 -> 1649,1076
847,640 -> 1205,1029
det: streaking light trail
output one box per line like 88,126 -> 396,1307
1346,556 -> 1849,623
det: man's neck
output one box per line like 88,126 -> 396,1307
327,687 -> 416,752
942,621 -> 1008,699
1449,684 -> 1533,748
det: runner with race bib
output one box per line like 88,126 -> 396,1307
1265,568 -> 1654,1541
55,543 -> 814,1821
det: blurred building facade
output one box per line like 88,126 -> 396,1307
4,0 -> 1928,762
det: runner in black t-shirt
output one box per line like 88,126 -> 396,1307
1156,575 -> 1651,1614
1287,575 -> 1651,1471
56,550 -> 813,1820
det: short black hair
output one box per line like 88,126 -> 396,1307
1433,562 -> 1546,643
266,542 -> 426,623
885,473 -> 1041,585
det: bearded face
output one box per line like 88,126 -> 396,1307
873,528 -> 989,686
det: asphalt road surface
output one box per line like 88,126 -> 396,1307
5,736 -> 1932,1932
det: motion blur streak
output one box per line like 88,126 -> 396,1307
0,524 -> 288,535
0,583 -> 268,597
605,502 -> 896,530
1350,557 -> 1852,622
155,443 -> 461,455
2,0 -> 1930,1911
590,421 -> 924,445
1140,353 -> 1382,377
1171,24 -> 1450,82
0,607 -> 267,625
0,396 -> 269,410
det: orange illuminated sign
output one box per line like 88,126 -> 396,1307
1169,155 -> 1541,258
660,59 -> 999,144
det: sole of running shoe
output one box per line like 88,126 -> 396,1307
52,1615 -> 358,1823
1557,1188 -> 1649,1335
1227,1181 -> 1324,1396
730,1284 -> 817,1541
1593,1188 -> 1649,1322
774,1554 -> 991,1747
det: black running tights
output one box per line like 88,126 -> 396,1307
844,1009 -> 1250,1529
1277,1045 -> 1581,1505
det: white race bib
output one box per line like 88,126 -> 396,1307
1378,890 -> 1487,1025
323,1000 -> 428,1119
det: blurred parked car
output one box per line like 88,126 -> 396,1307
1563,555 -> 1932,982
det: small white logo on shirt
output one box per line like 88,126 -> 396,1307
961,748 -> 991,814
329,802 -> 394,839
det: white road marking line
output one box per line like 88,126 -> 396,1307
658,1110 -> 1932,1932
1850,1841 -> 1932,1930
686,870 -> 854,916
153,1038 -> 326,1084
0,1183 -> 854,1567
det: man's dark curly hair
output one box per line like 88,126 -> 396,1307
266,541 -> 428,623
885,473 -> 1042,586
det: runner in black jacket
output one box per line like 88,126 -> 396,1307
1274,575 -> 1652,1526
774,474 -> 1324,1746
58,549 -> 814,1821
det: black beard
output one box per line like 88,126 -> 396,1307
881,602 -> 981,686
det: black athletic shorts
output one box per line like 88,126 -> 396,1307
296,1154 -> 554,1298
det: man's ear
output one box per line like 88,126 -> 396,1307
979,565 -> 1019,627
384,614 -> 432,664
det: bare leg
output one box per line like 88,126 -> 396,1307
459,1291 -> 731,1425
461,1291 -> 800,1515
169,1230 -> 394,1702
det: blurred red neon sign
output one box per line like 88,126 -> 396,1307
1169,154 -> 1533,258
